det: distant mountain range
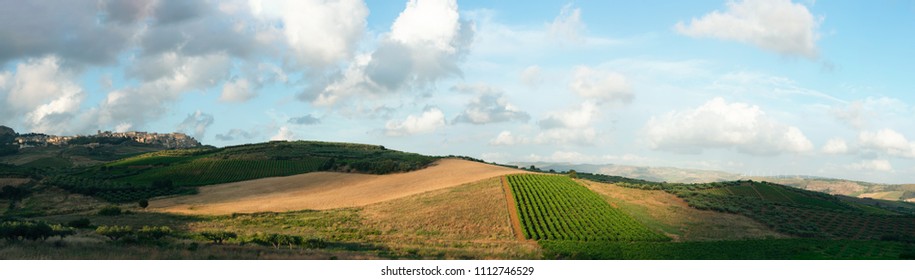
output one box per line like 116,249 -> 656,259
512,161 -> 742,183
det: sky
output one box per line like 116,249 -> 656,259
1,0 -> 914,184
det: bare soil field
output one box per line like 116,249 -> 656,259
150,159 -> 528,215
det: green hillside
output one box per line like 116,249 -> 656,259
577,172 -> 915,241
542,239 -> 913,260
48,141 -> 436,202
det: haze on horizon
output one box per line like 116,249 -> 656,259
1,0 -> 914,184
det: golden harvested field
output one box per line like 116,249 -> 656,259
361,176 -> 540,259
579,179 -> 785,241
151,159 -> 528,215
858,191 -> 905,200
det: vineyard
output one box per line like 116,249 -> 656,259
772,206 -> 915,240
575,172 -> 915,241
699,181 -> 849,210
506,174 -> 668,242
124,158 -> 327,186
541,239 -> 915,260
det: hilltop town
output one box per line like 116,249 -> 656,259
2,126 -> 200,149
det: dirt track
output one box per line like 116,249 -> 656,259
500,176 -> 526,240
150,159 -> 528,215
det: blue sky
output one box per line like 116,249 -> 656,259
1,0 -> 914,183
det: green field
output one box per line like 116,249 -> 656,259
123,158 -> 327,186
507,174 -> 668,242
541,239 -> 915,260
576,173 -> 915,240
700,181 -> 849,210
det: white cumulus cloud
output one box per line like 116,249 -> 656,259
858,129 -> 915,158
548,4 -> 585,42
569,66 -> 632,104
220,78 -> 254,102
535,102 -> 599,145
538,102 -> 598,129
520,65 -> 544,88
99,52 -> 233,130
384,107 -> 446,136
831,97 -> 910,130
302,0 -> 474,106
821,138 -> 849,155
0,56 -> 87,135
176,110 -> 215,140
389,0 -> 461,53
848,159 -> 893,172
675,0 -> 821,58
249,0 -> 368,68
644,97 -> 813,155
452,84 -> 529,125
270,126 -> 297,141
490,131 -> 527,146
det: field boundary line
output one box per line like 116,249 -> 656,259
769,185 -> 797,204
501,176 -> 526,241
750,184 -> 765,200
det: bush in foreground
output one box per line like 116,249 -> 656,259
0,221 -> 73,241
137,226 -> 172,241
95,225 -> 132,241
200,230 -> 237,244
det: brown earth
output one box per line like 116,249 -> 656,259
500,176 -> 525,240
150,159 -> 529,215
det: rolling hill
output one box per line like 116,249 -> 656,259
150,158 -> 528,214
2,135 -> 915,260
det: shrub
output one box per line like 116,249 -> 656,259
66,218 -> 92,228
50,224 -> 76,239
138,199 -> 149,209
0,221 -> 55,241
200,230 -> 237,244
95,225 -> 133,241
97,205 -> 122,216
250,232 -> 304,249
137,226 -> 171,240
303,238 -> 328,249
0,185 -> 31,200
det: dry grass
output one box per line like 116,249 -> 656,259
151,159 -> 528,215
0,239 -> 382,260
859,191 -> 905,200
20,187 -> 107,215
361,176 -> 540,259
2,186 -> 107,217
0,178 -> 31,186
579,180 -> 785,241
